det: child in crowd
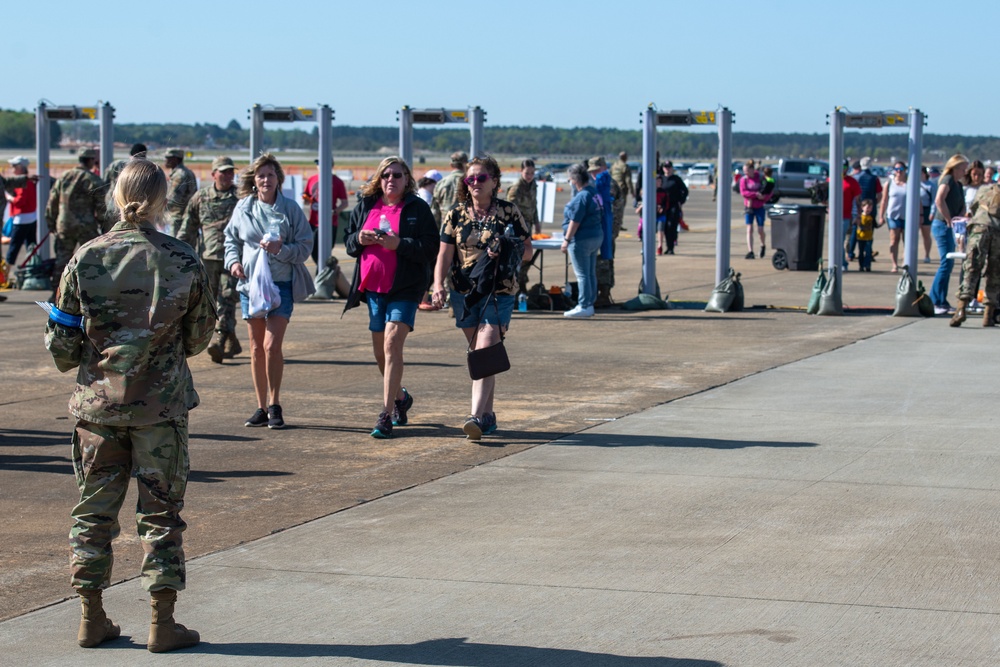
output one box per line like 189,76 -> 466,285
856,199 -> 877,272
759,166 -> 776,204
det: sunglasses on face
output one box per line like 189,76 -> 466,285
463,173 -> 491,185
894,167 -> 907,172
381,171 -> 405,180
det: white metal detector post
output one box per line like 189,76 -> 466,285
826,108 -> 924,314
35,102 -> 115,259
639,105 -> 734,295
398,106 -> 485,168
248,104 -> 335,273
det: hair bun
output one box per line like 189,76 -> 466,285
122,201 -> 143,224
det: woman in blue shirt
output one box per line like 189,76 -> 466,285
560,163 -> 605,318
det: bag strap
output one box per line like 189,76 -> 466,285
467,260 -> 504,352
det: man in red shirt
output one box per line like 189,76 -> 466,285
841,162 -> 862,271
303,158 -> 349,264
4,156 -> 38,267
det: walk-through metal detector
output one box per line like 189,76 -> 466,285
249,104 -> 334,272
639,105 -> 733,295
398,106 -> 485,168
825,108 -> 924,314
34,102 -> 115,258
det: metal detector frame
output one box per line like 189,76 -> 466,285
398,106 -> 485,168
249,104 -> 335,272
639,105 -> 734,294
826,108 -> 924,313
35,102 -> 115,258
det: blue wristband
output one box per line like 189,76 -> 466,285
50,306 -> 83,329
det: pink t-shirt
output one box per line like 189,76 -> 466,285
358,200 -> 402,294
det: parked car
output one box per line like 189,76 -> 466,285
773,158 -> 829,198
686,162 -> 715,186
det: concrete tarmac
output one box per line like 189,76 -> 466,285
4,317 -> 999,665
3,190 -> 997,664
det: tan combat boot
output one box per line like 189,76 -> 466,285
222,331 -> 242,359
206,330 -> 226,364
77,588 -> 120,648
984,304 -> 996,328
147,589 -> 200,653
950,299 -> 969,327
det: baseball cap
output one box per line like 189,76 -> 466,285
7,156 -> 28,167
450,151 -> 468,164
587,156 -> 608,171
164,148 -> 184,159
211,156 -> 236,171
78,147 -> 98,159
424,169 -> 443,182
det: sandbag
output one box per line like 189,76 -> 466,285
916,279 -> 934,317
16,249 -> 54,291
705,268 -> 743,313
806,263 -> 826,315
892,266 -> 920,317
621,293 -> 667,311
308,256 -> 350,301
817,268 -> 842,316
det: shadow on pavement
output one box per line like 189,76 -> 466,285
187,637 -> 724,665
552,433 -> 817,450
0,453 -> 72,474
189,469 -> 294,483
0,428 -> 68,448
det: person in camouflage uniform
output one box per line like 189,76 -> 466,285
163,148 -> 197,237
45,158 -> 215,652
102,143 -> 147,227
952,184 -> 1000,327
610,151 -> 635,209
179,156 -> 242,362
46,147 -> 107,300
506,159 -> 541,292
430,151 -> 468,225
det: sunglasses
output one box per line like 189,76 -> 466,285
463,173 -> 491,185
381,171 -> 405,180
894,167 -> 907,172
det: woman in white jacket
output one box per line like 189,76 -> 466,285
224,153 -> 314,429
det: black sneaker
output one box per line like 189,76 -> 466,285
481,412 -> 497,435
245,408 -> 268,427
760,244 -> 766,259
745,251 -> 755,259
267,404 -> 284,429
392,388 -> 413,426
371,411 -> 393,439
463,415 -> 483,441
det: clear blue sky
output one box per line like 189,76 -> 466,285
6,0 -> 993,135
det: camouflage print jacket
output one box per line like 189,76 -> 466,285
431,169 -> 464,225
506,177 -> 540,232
178,184 -> 239,261
166,164 -> 198,219
611,160 -> 635,199
45,166 -> 107,235
45,220 -> 217,425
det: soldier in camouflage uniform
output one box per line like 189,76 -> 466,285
102,143 -> 147,227
46,147 -> 107,300
506,159 -> 541,292
430,151 -> 468,225
610,151 -> 635,211
179,156 -> 242,362
952,184 -> 1000,327
164,148 -> 197,238
45,158 -> 215,652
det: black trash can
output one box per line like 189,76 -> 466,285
767,204 -> 826,271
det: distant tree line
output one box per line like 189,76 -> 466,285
0,109 -> 997,161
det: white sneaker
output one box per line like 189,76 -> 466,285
564,305 -> 595,318
933,306 -> 948,316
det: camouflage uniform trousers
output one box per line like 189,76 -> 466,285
597,204 -> 624,291
53,226 -> 100,285
69,416 -> 190,592
169,213 -> 185,238
958,223 -> 1000,305
203,258 -> 238,334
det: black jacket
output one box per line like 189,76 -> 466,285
342,193 -> 439,314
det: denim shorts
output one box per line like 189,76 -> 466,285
366,291 -> 418,332
451,291 -> 515,329
240,280 -> 294,320
744,207 -> 766,226
887,217 -> 905,230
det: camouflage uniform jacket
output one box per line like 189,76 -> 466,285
44,220 -> 217,425
506,177 -> 539,232
166,163 -> 198,219
103,159 -> 128,192
969,184 -> 1000,227
611,160 -> 635,199
440,199 -> 531,296
178,184 -> 239,261
431,169 -> 464,224
45,166 -> 106,235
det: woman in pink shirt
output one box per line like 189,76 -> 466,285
739,159 -> 769,259
343,157 -> 439,439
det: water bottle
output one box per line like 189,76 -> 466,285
379,214 -> 391,235
504,223 -> 515,237
564,282 -> 573,299
518,292 -> 528,312
264,220 -> 281,242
